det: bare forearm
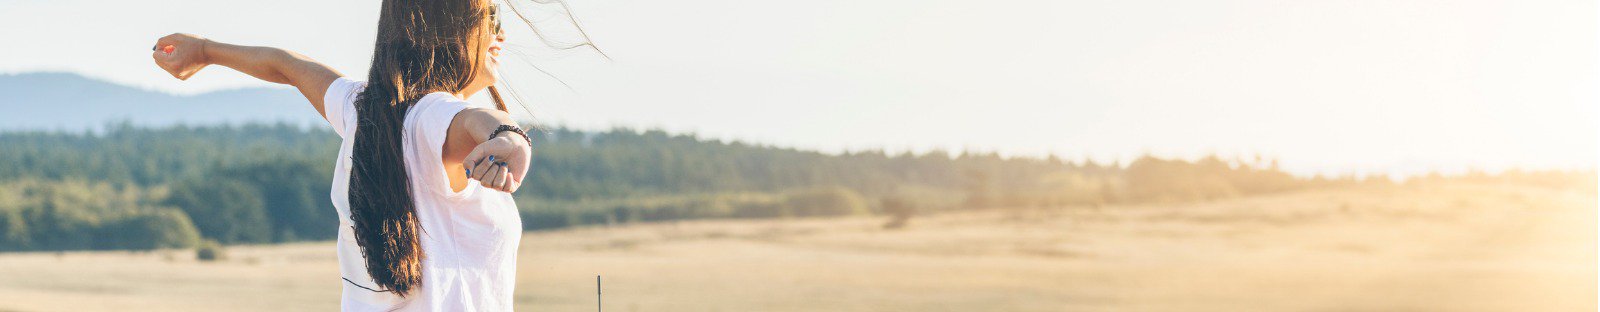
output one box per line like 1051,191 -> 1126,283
191,38 -> 340,117
201,41 -> 296,85
445,108 -> 528,167
462,108 -> 522,144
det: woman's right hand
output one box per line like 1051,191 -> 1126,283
151,33 -> 211,80
464,135 -> 532,193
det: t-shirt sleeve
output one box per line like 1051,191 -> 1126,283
406,97 -> 472,197
411,99 -> 471,158
322,77 -> 366,139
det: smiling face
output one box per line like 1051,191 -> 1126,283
463,2 -> 506,97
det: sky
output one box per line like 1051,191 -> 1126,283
1,0 -> 1595,177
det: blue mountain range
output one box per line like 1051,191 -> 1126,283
0,72 -> 322,131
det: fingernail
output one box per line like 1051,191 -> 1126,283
488,155 -> 495,161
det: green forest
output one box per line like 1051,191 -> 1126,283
0,123 -> 1591,252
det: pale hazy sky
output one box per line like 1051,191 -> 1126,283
1,0 -> 1595,177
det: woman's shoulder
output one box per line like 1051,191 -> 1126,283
323,78 -> 367,138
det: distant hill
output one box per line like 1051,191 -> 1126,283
0,72 -> 322,131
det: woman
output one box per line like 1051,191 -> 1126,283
151,0 -> 534,310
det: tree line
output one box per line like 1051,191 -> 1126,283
0,123 -> 1590,251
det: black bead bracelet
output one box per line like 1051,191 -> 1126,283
489,124 -> 532,145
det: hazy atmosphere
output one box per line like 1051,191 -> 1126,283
0,1 -> 1594,311
2,0 -> 1593,177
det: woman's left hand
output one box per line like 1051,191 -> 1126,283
464,136 -> 531,193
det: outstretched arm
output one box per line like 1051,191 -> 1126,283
151,33 -> 342,119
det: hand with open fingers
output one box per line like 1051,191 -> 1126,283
464,135 -> 531,193
151,33 -> 211,80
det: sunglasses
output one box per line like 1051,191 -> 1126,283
489,4 -> 504,35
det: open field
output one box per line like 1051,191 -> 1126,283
0,183 -> 1593,311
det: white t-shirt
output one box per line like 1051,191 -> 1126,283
323,77 -> 523,311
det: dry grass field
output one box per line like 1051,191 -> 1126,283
0,182 -> 1593,311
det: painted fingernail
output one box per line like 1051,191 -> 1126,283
488,155 -> 495,162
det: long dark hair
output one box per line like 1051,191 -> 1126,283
348,0 -> 497,296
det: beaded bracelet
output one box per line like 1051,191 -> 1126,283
489,124 -> 532,145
